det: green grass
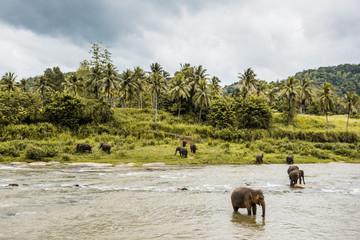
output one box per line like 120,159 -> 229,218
0,109 -> 360,165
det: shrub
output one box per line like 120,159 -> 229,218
0,143 -> 20,157
25,145 -> 46,160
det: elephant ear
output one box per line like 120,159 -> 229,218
249,191 -> 259,203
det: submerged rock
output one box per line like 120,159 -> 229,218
8,183 -> 19,187
178,187 -> 188,191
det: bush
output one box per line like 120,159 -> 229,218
0,143 -> 20,157
25,145 -> 46,160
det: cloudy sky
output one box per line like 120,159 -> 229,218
0,0 -> 359,86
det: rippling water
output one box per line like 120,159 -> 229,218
0,163 -> 359,239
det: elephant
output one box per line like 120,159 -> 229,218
175,147 -> 188,158
255,153 -> 264,164
99,143 -> 111,154
76,143 -> 92,153
182,140 -> 187,147
287,165 -> 299,174
231,187 -> 265,217
190,143 -> 196,153
289,169 -> 305,187
286,154 -> 294,164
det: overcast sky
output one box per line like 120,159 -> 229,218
0,0 -> 359,86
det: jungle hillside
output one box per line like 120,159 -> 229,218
1,43 -> 360,165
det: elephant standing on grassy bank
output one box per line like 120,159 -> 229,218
255,154 -> 263,164
76,143 -> 92,153
231,187 -> 265,217
286,154 -> 294,164
99,143 -> 111,154
190,143 -> 196,153
182,140 -> 187,147
175,147 -> 188,158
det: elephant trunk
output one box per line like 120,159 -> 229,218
260,200 -> 265,217
302,176 -> 305,185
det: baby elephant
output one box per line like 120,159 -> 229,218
99,143 -> 111,154
289,169 -> 305,187
287,165 -> 299,174
76,143 -> 92,153
286,154 -> 294,164
231,187 -> 265,217
190,143 -> 196,153
175,147 -> 188,158
182,140 -> 187,147
255,153 -> 264,164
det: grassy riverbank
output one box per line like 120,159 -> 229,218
0,108 -> 360,165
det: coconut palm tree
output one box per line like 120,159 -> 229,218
237,68 -> 257,102
119,69 -> 137,108
86,66 -> 102,99
209,76 -> 222,97
18,78 -> 29,92
343,91 -> 360,131
148,72 -> 167,129
169,72 -> 191,119
34,76 -> 53,103
193,79 -> 211,122
319,82 -> 336,130
62,74 -> 82,96
132,66 -> 146,109
280,76 -> 300,124
100,63 -> 119,105
1,72 -> 17,93
299,77 -> 313,114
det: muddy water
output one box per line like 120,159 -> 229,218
0,163 -> 359,239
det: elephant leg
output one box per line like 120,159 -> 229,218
252,204 -> 257,215
247,207 -> 252,215
233,206 -> 239,212
299,177 -> 302,184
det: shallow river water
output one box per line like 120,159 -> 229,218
0,163 -> 359,239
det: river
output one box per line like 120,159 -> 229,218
0,163 -> 359,239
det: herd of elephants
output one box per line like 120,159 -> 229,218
76,140 -> 307,218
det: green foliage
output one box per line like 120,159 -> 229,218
207,97 -> 235,129
0,91 -> 42,124
294,64 -> 360,96
234,96 -> 272,129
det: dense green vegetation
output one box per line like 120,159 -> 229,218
1,43 -> 360,165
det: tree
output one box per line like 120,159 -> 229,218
18,78 -> 29,92
62,74 -> 82,96
148,72 -> 167,129
280,76 -> 300,124
100,63 -> 119,105
342,91 -> 360,131
132,66 -> 146,109
207,97 -> 235,129
1,72 -> 17,93
237,68 -> 257,102
43,67 -> 65,92
193,79 -> 211,122
34,75 -> 53,103
209,76 -> 222,97
319,82 -> 336,130
169,72 -> 191,119
86,65 -> 102,99
298,77 -> 313,114
119,69 -> 137,108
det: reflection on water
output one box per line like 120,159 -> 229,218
0,163 -> 359,239
231,212 -> 265,229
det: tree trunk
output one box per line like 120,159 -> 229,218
178,98 -> 181,119
154,94 -> 158,130
198,107 -> 203,122
326,111 -> 329,130
346,110 -> 350,131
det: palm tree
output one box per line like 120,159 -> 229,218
86,66 -> 102,99
255,80 -> 268,99
299,77 -> 313,114
63,74 -> 82,96
119,69 -> 137,108
192,65 -> 209,87
209,76 -> 222,97
1,72 -> 17,93
343,91 -> 360,131
319,82 -> 336,130
169,72 -> 191,119
133,66 -> 146,109
193,79 -> 211,122
280,76 -> 300,124
237,68 -> 257,102
148,72 -> 167,129
18,78 -> 29,92
34,76 -> 53,103
100,63 -> 119,105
